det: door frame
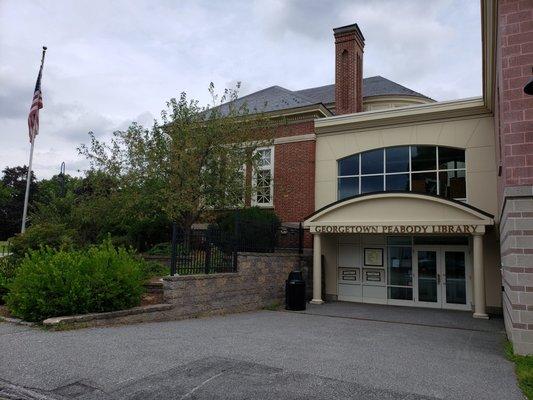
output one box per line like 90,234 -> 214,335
413,246 -> 442,308
440,245 -> 471,311
413,245 -> 471,310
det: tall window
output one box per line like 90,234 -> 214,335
252,146 -> 274,207
337,146 -> 466,201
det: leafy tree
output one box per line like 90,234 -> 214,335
35,173 -> 82,204
79,84 -> 275,231
0,166 -> 37,240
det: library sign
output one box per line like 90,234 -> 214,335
311,224 -> 482,235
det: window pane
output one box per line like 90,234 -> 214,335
385,173 -> 409,191
338,177 -> 359,200
411,146 -> 436,171
386,146 -> 409,173
439,170 -> 466,199
414,236 -> 469,245
255,170 -> 271,204
257,148 -> 271,167
411,172 -> 437,195
361,175 -> 383,194
445,251 -> 467,305
388,246 -> 412,286
388,236 -> 411,246
338,155 -> 359,176
388,287 -> 413,301
361,149 -> 383,174
439,147 -> 465,170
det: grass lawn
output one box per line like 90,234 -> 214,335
505,340 -> 533,399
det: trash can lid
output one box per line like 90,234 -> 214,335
288,271 -> 303,281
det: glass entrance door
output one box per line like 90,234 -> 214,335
414,247 -> 469,310
442,250 -> 469,310
415,249 -> 441,307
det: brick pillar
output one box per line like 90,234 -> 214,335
496,0 -> 533,354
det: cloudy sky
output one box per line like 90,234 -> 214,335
0,0 -> 482,179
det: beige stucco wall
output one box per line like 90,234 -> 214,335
315,115 -> 498,217
314,114 -> 501,311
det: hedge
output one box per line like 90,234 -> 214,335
5,240 -> 144,322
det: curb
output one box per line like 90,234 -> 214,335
0,315 -> 36,327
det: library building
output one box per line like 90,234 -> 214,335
221,1 -> 532,353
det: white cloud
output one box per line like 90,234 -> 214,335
0,0 -> 481,179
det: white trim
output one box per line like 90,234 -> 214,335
274,133 -> 316,145
305,192 -> 493,228
315,97 -> 489,134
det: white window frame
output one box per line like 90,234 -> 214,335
252,145 -> 275,207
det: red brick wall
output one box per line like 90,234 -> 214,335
274,120 -> 315,138
496,0 -> 533,187
273,139 -> 315,223
334,28 -> 364,115
243,119 -> 316,246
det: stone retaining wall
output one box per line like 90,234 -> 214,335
162,252 -> 312,320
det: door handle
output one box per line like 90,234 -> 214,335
437,274 -> 441,285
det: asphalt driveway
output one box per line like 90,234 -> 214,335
0,306 -> 523,399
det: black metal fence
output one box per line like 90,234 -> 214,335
168,221 -> 304,276
169,227 -> 236,275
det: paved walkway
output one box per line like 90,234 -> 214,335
300,301 -> 505,332
0,306 -> 523,399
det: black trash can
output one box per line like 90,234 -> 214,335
285,271 -> 306,311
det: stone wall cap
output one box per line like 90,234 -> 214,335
237,252 -> 304,257
163,272 -> 239,281
42,303 -> 173,325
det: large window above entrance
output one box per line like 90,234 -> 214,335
337,146 -> 466,201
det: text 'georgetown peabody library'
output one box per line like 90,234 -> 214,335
312,224 -> 481,234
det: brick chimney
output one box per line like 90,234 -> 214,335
334,23 -> 365,115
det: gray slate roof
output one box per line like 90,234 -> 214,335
214,85 -> 316,115
215,76 -> 432,116
294,76 -> 432,105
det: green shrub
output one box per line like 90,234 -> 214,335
140,260 -> 169,279
9,222 -> 77,258
5,239 -> 144,322
0,255 -> 19,304
146,242 -> 188,256
214,207 -> 281,252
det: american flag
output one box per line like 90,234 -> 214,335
28,48 -> 46,143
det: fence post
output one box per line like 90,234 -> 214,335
298,222 -> 303,255
233,215 -> 239,271
204,233 -> 211,274
271,220 -> 276,253
235,212 -> 241,251
170,222 -> 178,276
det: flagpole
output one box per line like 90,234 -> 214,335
21,46 -> 47,234
20,140 -> 35,233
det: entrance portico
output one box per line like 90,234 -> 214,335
304,192 -> 494,318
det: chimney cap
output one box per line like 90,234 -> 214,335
333,23 -> 365,41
